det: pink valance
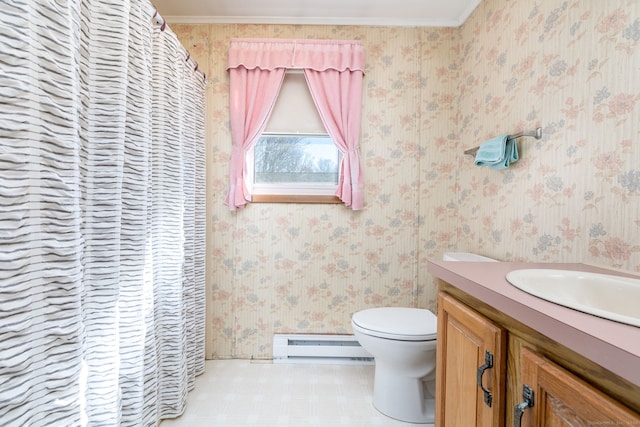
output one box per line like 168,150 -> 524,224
227,38 -> 365,73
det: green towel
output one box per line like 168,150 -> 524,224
474,135 -> 519,170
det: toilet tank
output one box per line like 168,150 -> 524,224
442,252 -> 498,262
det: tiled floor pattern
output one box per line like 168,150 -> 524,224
160,359 -> 433,426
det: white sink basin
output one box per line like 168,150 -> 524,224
506,269 -> 640,327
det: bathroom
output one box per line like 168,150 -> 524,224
171,0 -> 639,423
178,1 -> 640,359
1,0 -> 639,425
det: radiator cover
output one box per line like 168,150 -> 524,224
272,334 -> 374,364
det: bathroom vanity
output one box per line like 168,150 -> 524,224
427,261 -> 640,427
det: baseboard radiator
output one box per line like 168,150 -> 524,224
272,334 -> 374,364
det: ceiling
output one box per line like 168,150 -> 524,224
152,0 -> 482,27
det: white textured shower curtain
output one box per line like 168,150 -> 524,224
0,1 -> 205,425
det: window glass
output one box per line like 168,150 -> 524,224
254,135 -> 339,185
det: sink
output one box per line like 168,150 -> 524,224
506,269 -> 640,327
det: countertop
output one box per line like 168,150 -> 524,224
427,261 -> 640,387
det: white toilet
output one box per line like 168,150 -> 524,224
351,252 -> 497,424
442,251 -> 498,262
352,307 -> 437,423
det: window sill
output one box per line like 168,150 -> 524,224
252,194 -> 342,204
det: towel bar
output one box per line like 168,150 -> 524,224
464,127 -> 542,156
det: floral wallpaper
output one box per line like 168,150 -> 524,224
172,0 -> 640,359
457,0 -> 640,268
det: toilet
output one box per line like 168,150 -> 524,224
351,252 -> 497,423
352,307 -> 437,423
442,251 -> 498,262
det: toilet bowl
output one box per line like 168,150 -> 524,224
352,252 -> 497,424
352,307 -> 437,423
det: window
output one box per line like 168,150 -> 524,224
225,38 -> 364,210
248,72 -> 341,203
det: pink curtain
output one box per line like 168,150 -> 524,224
304,68 -> 364,210
225,38 -> 365,210
224,66 -> 286,210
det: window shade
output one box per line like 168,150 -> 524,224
265,72 -> 326,134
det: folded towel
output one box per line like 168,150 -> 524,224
474,134 -> 519,170
492,137 -> 519,170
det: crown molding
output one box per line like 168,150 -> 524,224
162,15 -> 465,28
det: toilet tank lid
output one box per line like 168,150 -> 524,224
443,252 -> 498,262
352,307 -> 437,340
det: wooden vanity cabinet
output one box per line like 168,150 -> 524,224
519,347 -> 640,427
435,287 -> 640,427
435,292 -> 506,427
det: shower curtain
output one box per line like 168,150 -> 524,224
0,1 -> 205,425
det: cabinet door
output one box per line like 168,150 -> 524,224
435,292 -> 506,427
518,347 -> 640,426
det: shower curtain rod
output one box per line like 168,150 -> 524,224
152,7 -> 207,82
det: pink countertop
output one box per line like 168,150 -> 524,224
427,261 -> 640,387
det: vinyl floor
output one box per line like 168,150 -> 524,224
159,359 -> 433,427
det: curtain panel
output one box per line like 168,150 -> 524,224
304,69 -> 364,209
0,1 -> 205,426
224,66 -> 287,208
225,38 -> 365,210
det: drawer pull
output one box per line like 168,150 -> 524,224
476,350 -> 494,407
514,384 -> 535,427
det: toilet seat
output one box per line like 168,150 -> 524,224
352,307 -> 437,341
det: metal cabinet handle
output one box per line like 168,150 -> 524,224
514,384 -> 535,427
476,350 -> 494,407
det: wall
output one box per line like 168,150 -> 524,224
173,0 -> 639,359
173,24 -> 459,358
456,0 -> 640,268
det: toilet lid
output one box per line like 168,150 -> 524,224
352,307 -> 437,341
